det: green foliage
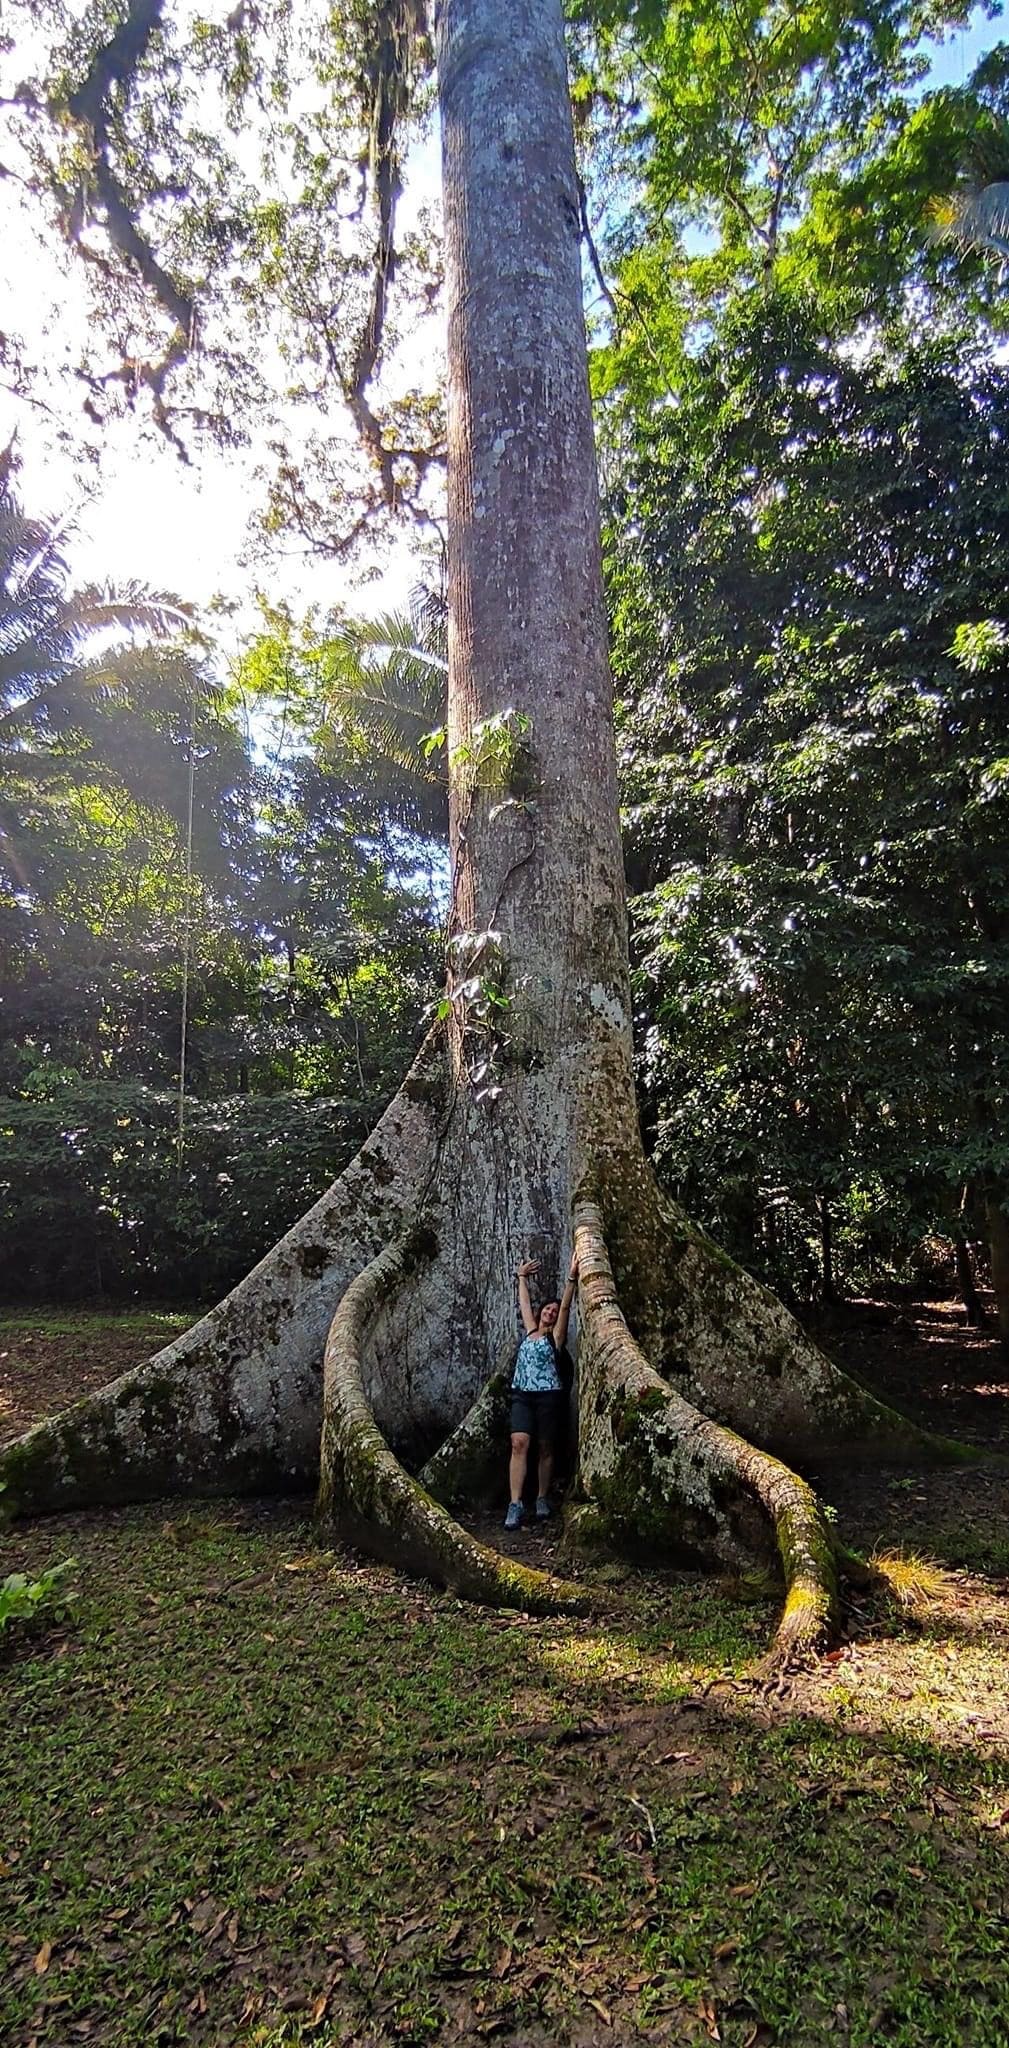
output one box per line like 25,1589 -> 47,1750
451,709 -> 533,795
0,1085 -> 395,1305
238,601 -> 449,842
574,0 -> 1009,1298
609,299 -> 1009,1294
0,1551 -> 77,1639
0,477 -> 444,1302
576,0 -> 1009,414
436,920 -> 514,1098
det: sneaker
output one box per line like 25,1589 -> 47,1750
504,1501 -> 525,1531
535,1497 -> 551,1522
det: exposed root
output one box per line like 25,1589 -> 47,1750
590,1148 -> 977,1468
0,1035 -> 447,1523
317,1229 -> 594,1616
418,1350 -> 513,1507
574,1201 -> 841,1665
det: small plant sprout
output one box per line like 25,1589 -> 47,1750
450,708 -> 532,793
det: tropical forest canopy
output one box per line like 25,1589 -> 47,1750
2,0 -> 1009,1310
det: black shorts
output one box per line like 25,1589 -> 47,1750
510,1390 -> 565,1443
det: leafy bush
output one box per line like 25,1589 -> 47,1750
0,1559 -> 77,1639
0,1083 -> 372,1302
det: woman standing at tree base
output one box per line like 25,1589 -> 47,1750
504,1255 -> 578,1530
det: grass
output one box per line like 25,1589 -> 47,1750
3,1502 -> 1009,2047
868,1546 -> 956,1611
0,1308 -> 196,1338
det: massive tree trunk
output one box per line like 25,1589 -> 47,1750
0,0 -> 971,1660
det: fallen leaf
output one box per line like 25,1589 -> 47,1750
729,1882 -> 758,1898
698,1994 -> 721,2040
714,1939 -> 739,1960
586,1995 -> 612,2024
34,1942 -> 52,1976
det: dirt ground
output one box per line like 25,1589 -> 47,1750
0,1308 -> 194,1449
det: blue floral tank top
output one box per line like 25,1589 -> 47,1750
512,1334 -> 562,1393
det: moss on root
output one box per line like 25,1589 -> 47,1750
574,1200 -> 843,1666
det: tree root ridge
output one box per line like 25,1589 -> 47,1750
418,1349 -> 514,1507
574,1200 -> 840,1664
587,1149 -> 976,1469
0,1034 -> 449,1524
317,1230 -> 592,1616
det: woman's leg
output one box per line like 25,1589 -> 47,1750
509,1431 -> 530,1503
536,1396 -> 563,1509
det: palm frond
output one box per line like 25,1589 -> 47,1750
63,584 -> 194,644
931,180 -> 1009,259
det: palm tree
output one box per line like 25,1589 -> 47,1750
0,448 -> 221,895
313,595 -> 448,842
930,118 -> 1009,271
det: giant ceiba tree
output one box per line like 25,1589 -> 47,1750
0,0 -> 965,1661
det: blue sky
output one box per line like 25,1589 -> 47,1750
926,4 -> 1001,89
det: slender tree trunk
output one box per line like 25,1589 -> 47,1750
986,1198 -> 1009,1354
955,1183 -> 984,1327
954,1236 -> 983,1328
819,1195 -> 836,1305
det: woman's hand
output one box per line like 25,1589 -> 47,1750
568,1253 -> 579,1283
517,1258 -> 539,1278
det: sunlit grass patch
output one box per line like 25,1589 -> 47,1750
870,1545 -> 958,1610
0,1307 -> 197,1336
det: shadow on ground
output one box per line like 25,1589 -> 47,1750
1,1300 -> 1008,2045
